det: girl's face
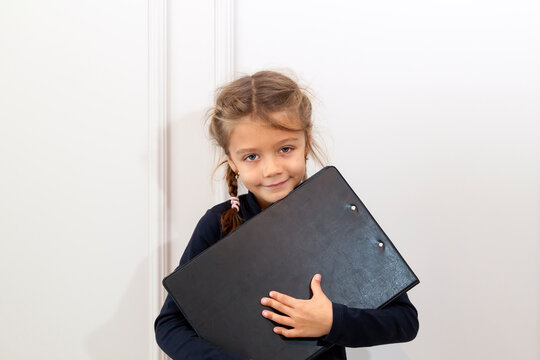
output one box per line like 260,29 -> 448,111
227,115 -> 308,210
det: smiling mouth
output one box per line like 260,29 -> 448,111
264,179 -> 289,189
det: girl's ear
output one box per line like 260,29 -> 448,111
227,156 -> 238,173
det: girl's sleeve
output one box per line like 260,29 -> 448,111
321,292 -> 419,347
154,210 -> 248,360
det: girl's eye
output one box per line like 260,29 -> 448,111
244,154 -> 258,161
280,146 -> 293,154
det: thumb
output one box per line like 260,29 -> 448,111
311,273 -> 323,297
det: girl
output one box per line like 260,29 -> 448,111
154,70 -> 419,359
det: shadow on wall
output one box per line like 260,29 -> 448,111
347,343 -> 412,360
84,254 -> 152,360
84,110 -> 212,357
347,347 -> 372,360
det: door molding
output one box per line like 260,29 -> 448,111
148,0 -> 168,359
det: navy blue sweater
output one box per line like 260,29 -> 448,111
155,191 -> 419,359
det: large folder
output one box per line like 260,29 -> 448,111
163,166 -> 419,360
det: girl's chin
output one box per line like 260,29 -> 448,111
255,192 -> 289,209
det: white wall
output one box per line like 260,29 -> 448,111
168,1 -> 540,360
0,0 -> 161,358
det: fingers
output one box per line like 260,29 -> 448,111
260,297 -> 292,315
268,291 -> 297,307
261,309 -> 294,327
310,273 -> 323,297
273,327 -> 299,338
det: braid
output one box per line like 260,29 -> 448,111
226,165 -> 238,197
221,166 -> 243,235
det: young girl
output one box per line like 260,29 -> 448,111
154,70 -> 419,359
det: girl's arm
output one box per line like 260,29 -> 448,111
154,210 -> 249,360
321,292 -> 419,347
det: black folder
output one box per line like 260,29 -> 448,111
163,166 -> 419,360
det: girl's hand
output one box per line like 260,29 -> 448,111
260,274 -> 333,338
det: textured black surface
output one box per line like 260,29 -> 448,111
163,166 -> 419,360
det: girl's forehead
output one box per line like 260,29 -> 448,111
228,120 -> 305,152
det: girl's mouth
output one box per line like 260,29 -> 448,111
264,178 -> 288,189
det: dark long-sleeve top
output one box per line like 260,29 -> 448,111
155,191 -> 419,359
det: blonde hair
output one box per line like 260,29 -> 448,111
208,70 -> 326,234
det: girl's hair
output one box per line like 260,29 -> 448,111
208,70 -> 326,235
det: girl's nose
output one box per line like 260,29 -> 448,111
262,157 -> 282,177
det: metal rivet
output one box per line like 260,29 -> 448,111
350,205 -> 357,211
378,242 -> 384,248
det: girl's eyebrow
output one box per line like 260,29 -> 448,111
236,148 -> 257,155
276,137 -> 300,145
235,137 -> 300,155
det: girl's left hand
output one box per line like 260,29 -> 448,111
260,274 -> 333,338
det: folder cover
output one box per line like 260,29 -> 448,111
162,166 -> 419,360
